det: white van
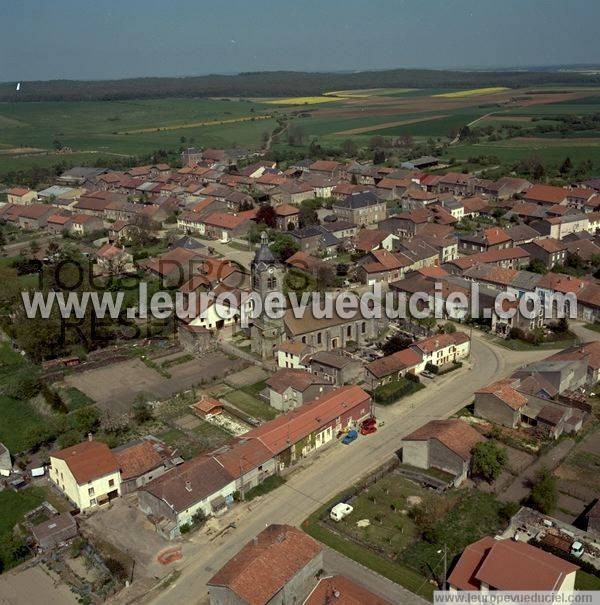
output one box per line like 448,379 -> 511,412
330,503 -> 353,522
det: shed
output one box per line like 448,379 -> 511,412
32,514 -> 78,550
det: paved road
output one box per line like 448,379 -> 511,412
140,333 -> 559,605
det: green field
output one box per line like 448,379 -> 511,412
3,86 -> 600,181
0,97 -> 275,176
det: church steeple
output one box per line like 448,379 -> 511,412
252,231 -> 276,268
250,231 -> 286,359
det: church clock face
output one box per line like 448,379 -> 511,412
268,266 -> 275,274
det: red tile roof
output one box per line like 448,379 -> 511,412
7,187 -> 32,196
366,348 -> 422,378
51,440 -> 119,484
243,386 -> 371,455
114,439 -> 172,481
410,331 -> 469,355
266,368 -> 327,394
305,575 -> 392,605
403,419 -> 485,461
473,539 -> 578,590
208,525 -> 322,605
475,378 -> 527,410
525,184 -> 568,205
204,212 -> 248,230
483,227 -> 511,246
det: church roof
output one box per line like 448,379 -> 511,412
253,232 -> 276,266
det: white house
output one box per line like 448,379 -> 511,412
49,439 -> 121,510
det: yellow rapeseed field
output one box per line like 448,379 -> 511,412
434,87 -> 509,98
263,96 -> 339,105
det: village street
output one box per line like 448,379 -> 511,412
141,329 -> 589,605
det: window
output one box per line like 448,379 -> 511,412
108,479 -> 115,487
90,498 -> 97,506
317,332 -> 322,344
346,325 -> 352,337
361,322 -> 366,334
88,487 -> 95,497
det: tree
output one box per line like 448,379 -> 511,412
559,156 -> 573,176
381,334 -> 413,355
373,149 -> 385,165
316,265 -> 336,290
527,258 -> 548,275
29,239 -> 40,257
270,233 -> 299,262
69,406 -> 101,435
132,400 -> 153,424
299,204 -> 318,227
440,322 -> 456,334
341,139 -> 358,156
529,467 -> 558,513
470,441 -> 507,482
255,204 -> 277,229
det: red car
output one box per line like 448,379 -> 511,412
360,417 -> 377,435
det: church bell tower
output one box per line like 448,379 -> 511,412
250,232 -> 286,359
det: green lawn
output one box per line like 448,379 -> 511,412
373,376 -> 424,404
302,489 -> 434,601
491,336 -> 576,351
60,386 -> 95,411
584,323 -> 600,333
0,397 -> 48,453
192,420 -> 233,448
224,388 -> 277,421
0,486 -> 46,569
575,570 -> 600,591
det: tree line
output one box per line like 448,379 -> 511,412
2,69 -> 599,102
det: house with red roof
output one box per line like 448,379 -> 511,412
243,385 -> 371,464
409,332 -> 470,370
202,212 -> 252,241
49,438 -> 121,510
474,378 -> 529,428
402,419 -> 486,485
448,537 -> 578,592
208,524 -> 323,605
365,348 -> 423,389
524,184 -> 569,207
113,436 -> 177,494
6,187 -> 37,205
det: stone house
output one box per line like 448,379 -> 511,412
364,348 -> 423,390
402,419 -> 486,485
208,525 -> 323,605
263,368 -> 333,412
307,351 -> 364,386
331,191 -> 387,226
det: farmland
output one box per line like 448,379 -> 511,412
2,85 -> 600,182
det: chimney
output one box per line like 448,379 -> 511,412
87,433 -> 93,442
185,481 -> 192,492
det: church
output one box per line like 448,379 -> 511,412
250,233 -> 382,359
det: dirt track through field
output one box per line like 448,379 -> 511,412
334,114 -> 447,135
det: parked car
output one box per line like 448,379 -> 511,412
571,541 -> 585,558
330,503 -> 353,522
341,429 -> 358,445
360,423 -> 377,435
421,370 -> 435,379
